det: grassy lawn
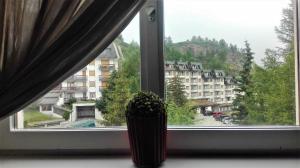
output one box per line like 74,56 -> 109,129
24,109 -> 59,123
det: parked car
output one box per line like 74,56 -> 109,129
218,114 -> 228,121
212,112 -> 224,119
222,116 -> 233,124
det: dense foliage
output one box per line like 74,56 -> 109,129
166,75 -> 187,106
237,1 -> 296,125
96,37 -> 140,126
166,75 -> 196,125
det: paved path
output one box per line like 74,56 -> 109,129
194,113 -> 235,126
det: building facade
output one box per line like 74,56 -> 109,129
51,43 -> 122,102
165,61 -> 237,104
39,43 -> 122,114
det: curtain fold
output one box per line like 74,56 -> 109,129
0,0 -> 145,120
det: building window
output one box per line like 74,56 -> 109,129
90,92 -> 96,99
89,70 -> 95,76
82,70 -> 86,76
41,105 -> 52,111
89,81 -> 95,87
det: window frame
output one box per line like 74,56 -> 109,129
1,0 -> 300,155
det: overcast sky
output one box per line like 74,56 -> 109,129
122,0 -> 291,65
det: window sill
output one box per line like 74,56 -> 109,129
0,155 -> 299,168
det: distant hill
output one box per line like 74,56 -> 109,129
165,36 -> 244,76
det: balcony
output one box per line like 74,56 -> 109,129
74,75 -> 87,81
99,75 -> 110,81
52,87 -> 76,93
75,86 -> 88,92
99,64 -> 115,71
64,97 -> 88,102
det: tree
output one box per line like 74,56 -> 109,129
167,101 -> 195,125
262,49 -> 282,69
165,70 -> 196,125
101,72 -> 131,126
95,70 -> 118,114
242,1 -> 296,125
96,38 -> 141,126
120,41 -> 141,94
275,1 -> 294,47
233,41 -> 254,119
166,74 -> 187,106
243,51 -> 295,125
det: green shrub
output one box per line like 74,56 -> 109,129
63,111 -> 70,121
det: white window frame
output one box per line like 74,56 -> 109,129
1,0 -> 300,155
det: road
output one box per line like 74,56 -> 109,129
194,113 -> 236,126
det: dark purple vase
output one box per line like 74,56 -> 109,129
126,113 -> 167,167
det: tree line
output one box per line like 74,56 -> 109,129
234,1 -> 295,125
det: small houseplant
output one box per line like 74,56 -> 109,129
125,91 -> 167,167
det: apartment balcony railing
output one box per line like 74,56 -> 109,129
52,87 -> 76,92
99,75 -> 110,81
75,86 -> 88,92
74,75 -> 87,81
99,64 -> 115,71
64,97 -> 88,103
52,86 -> 88,93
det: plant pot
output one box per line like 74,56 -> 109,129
126,113 -> 167,167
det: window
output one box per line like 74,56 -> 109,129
164,0 -> 298,128
41,105 -> 52,111
89,92 -> 96,99
89,70 -> 95,76
1,0 -> 300,154
89,81 -> 95,87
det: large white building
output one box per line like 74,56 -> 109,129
165,61 -> 237,104
54,43 -> 121,100
39,43 -> 122,114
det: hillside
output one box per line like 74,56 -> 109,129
165,36 -> 244,76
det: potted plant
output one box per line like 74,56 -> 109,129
125,91 -> 167,167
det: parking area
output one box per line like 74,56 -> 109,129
194,113 -> 236,126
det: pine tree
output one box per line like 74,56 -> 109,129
95,71 -> 117,114
233,41 -> 254,119
166,71 -> 196,125
166,74 -> 187,107
101,72 -> 131,126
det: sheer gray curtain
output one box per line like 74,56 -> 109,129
0,0 -> 145,120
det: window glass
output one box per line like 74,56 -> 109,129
89,81 -> 95,87
164,0 -> 296,126
15,15 -> 140,129
89,70 -> 95,76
